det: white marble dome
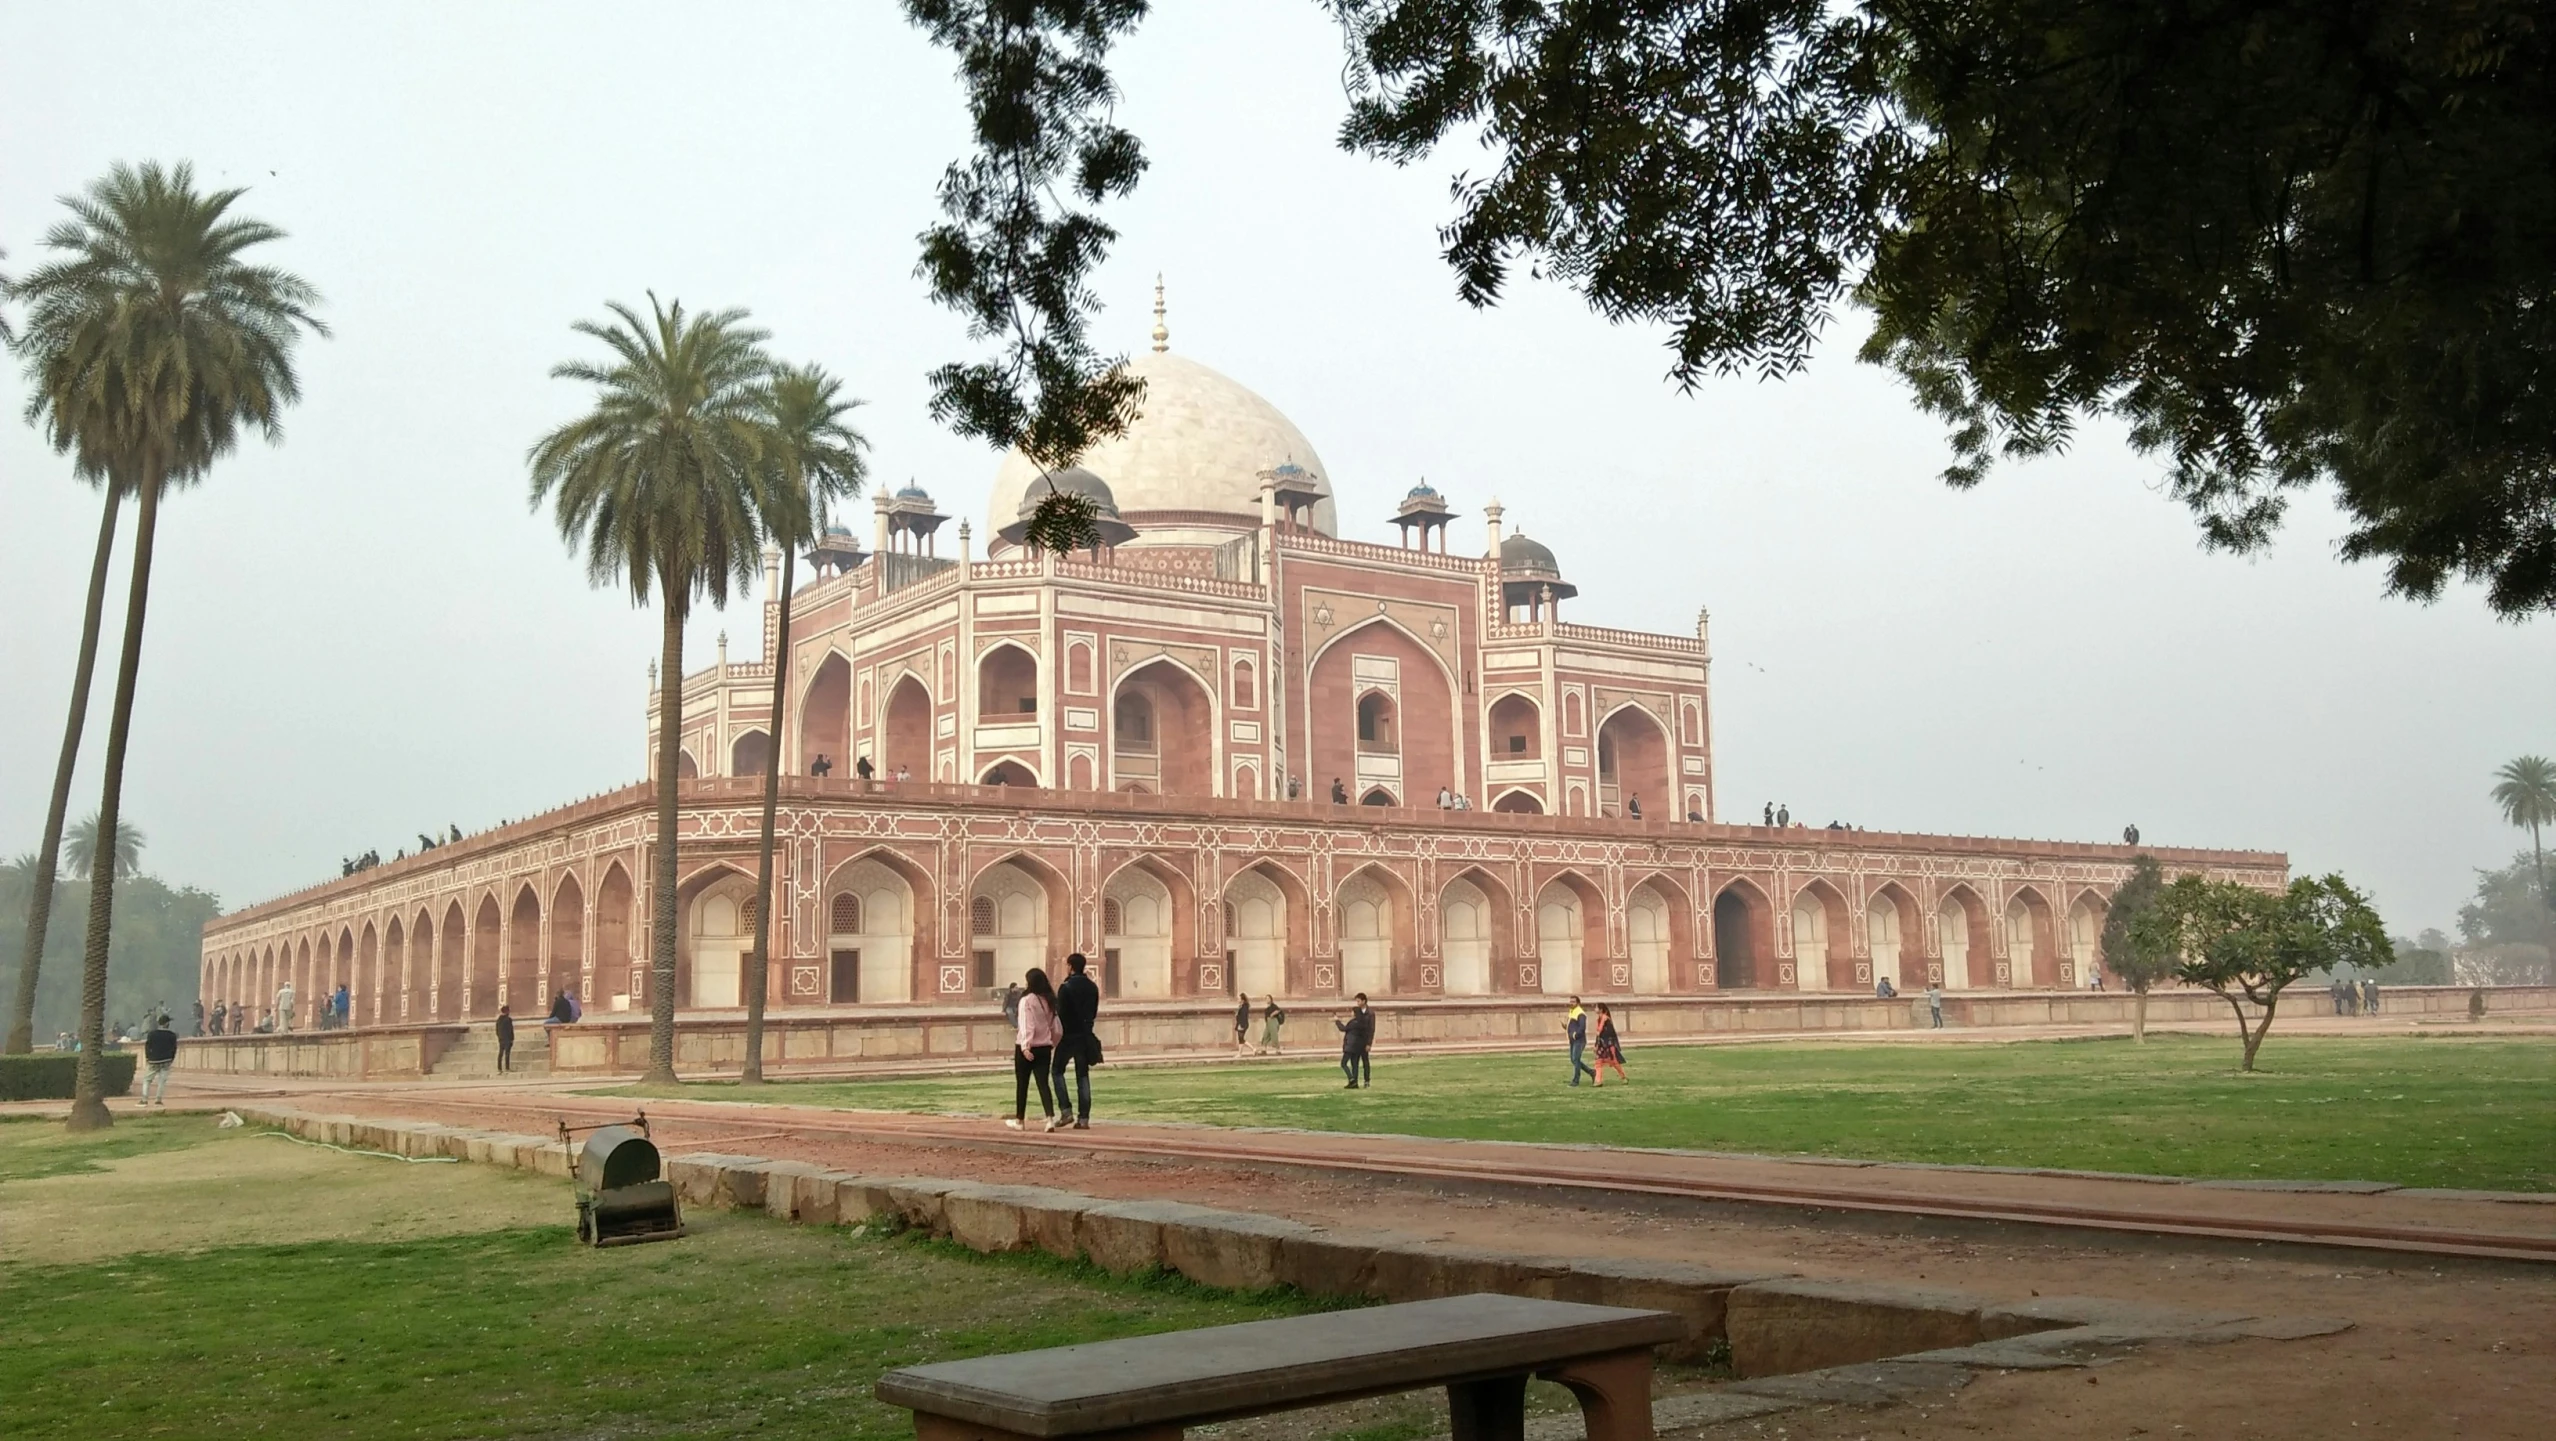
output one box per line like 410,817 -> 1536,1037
987,349 -> 1337,544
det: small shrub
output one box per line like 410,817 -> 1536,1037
0,1052 -> 139,1102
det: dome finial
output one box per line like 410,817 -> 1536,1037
1151,273 -> 1168,353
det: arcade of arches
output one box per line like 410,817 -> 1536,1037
200,785 -> 2243,1028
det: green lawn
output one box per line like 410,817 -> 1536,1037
0,1119 -> 1351,1440
657,1035 -> 2556,1192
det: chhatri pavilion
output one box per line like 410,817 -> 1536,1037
198,296 -> 2285,1041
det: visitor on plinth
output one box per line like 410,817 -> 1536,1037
1927,981 -> 1945,1029
1052,953 -> 1100,1129
274,980 -> 296,1034
495,1005 -> 515,1072
1000,980 -> 1023,1027
1008,967 -> 1061,1132
1331,777 -> 1348,804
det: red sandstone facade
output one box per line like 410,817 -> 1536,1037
198,323 -> 2287,1020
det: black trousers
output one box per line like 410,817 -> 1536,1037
1341,1047 -> 1370,1084
1014,1045 -> 1056,1118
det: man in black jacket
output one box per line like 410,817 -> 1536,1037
1051,953 -> 1100,1128
141,1013 -> 179,1106
495,1005 -> 516,1073
1336,994 -> 1375,1088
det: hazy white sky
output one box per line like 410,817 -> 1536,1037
2,2 -> 2545,937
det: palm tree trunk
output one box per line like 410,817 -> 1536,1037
6,486 -> 120,1055
644,589 -> 687,1086
742,548 -> 796,1085
68,474 -> 161,1130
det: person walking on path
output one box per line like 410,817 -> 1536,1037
1591,1004 -> 1627,1086
1052,953 -> 1100,1129
140,1013 -> 178,1105
1335,994 -> 1374,1087
494,1005 -> 516,1073
2366,978 -> 2382,1014
1260,997 -> 1287,1054
191,1000 -> 205,1038
1233,994 -> 1254,1056
1926,981 -> 1945,1029
1563,998 -> 1597,1086
275,979 -> 296,1034
1008,967 -> 1062,1132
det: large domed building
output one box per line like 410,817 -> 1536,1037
193,294 -> 2281,1065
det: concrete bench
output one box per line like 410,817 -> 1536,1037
876,1293 -> 1684,1441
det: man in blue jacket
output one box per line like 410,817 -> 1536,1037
1051,953 -> 1101,1129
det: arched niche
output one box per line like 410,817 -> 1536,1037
1627,875 -> 1693,993
2005,887 -> 2057,988
596,864 -> 636,1009
1534,872 -> 1606,994
825,852 -> 927,1004
1112,659 -> 1215,796
731,729 -> 771,779
1866,882 -> 1920,993
1334,866 -> 1412,998
1791,880 -> 1851,992
1595,705 -> 1670,820
879,673 -> 933,782
1102,860 -> 1188,1000
1936,884 -> 1991,989
1224,861 -> 1308,997
1487,693 -> 1541,759
1308,619 -> 1456,816
977,643 -> 1039,719
970,856 -> 1067,997
799,652 -> 852,775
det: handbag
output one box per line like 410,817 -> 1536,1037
1081,1031 -> 1105,1066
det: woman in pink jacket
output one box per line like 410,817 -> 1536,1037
1009,967 -> 1063,1131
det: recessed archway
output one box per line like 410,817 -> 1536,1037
596,863 -> 635,1009
1102,862 -> 1182,1000
730,729 -> 771,779
825,851 -> 927,1004
1937,884 -> 1990,989
970,857 -> 1063,998
437,901 -> 466,1021
2068,892 -> 2108,988
1487,693 -> 1541,759
1334,865 -> 1412,998
1224,862 -> 1307,997
1309,618 -> 1457,815
1595,704 -> 1671,820
799,652 -> 852,775
1491,788 -> 1544,814
1535,872 -> 1607,994
507,885 -> 542,1014
879,673 -> 933,782
681,866 -> 757,1009
977,643 -> 1039,719
1112,659 -> 1215,796
1791,879 -> 1851,992
2006,886 -> 2058,988
550,874 -> 586,1009
1714,881 -> 1772,989
1866,882 -> 1920,994
1440,876 -> 1494,996
1627,877 -> 1692,993
471,895 -> 504,1018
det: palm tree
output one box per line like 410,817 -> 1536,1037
10,162 -> 324,1129
530,295 -> 771,1085
740,365 -> 868,1083
2492,755 -> 2556,929
62,814 -> 145,881
1,283 -> 132,1055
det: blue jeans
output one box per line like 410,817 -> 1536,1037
1568,1041 -> 1596,1085
1051,1040 -> 1092,1121
1341,1048 -> 1370,1085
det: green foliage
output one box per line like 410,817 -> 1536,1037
1019,483 -> 1103,553
2456,853 -> 2553,984
2384,933 -> 2456,987
686,1036 -> 2556,1191
754,363 -> 870,550
0,1052 -> 136,1102
526,295 -> 773,613
2100,855 -> 2176,993
61,811 -> 142,880
0,869 -> 221,1040
907,0 -> 1150,472
2161,873 -> 2390,1069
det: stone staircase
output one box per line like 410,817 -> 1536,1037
428,1021 -> 551,1078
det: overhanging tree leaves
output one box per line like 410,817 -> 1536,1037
2163,873 -> 2389,1071
908,0 -> 1150,553
914,3 -> 2556,615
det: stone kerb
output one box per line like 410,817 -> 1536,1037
227,1104 -> 2339,1381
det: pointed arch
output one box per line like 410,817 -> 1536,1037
1790,878 -> 1852,992
1865,880 -> 1921,993
1103,854 -> 1196,999
729,729 -> 772,778
1490,787 -> 1545,814
550,872 -> 586,1008
799,648 -> 853,775
1486,692 -> 1542,759
1333,862 -> 1414,997
1308,615 -> 1458,816
2067,889 -> 2110,988
356,921 -> 379,1026
505,883 -> 543,1015
2004,884 -> 2058,988
969,851 -> 1070,996
1625,872 -> 1695,993
1594,701 -> 1671,820
878,670 -> 934,781
1713,878 -> 1773,989
437,900 -> 467,1021
1933,883 -> 1990,989
824,846 -> 935,1004
976,641 -> 1040,719
677,862 -> 756,1009
1224,859 -> 1310,996
596,862 -> 635,1010
1438,865 -> 1517,995
469,894 -> 504,1018
1533,870 -> 1607,994
1111,656 -> 1217,797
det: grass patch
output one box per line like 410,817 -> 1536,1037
0,1111 -> 220,1183
646,1034 -> 2556,1191
0,1209 -> 1342,1439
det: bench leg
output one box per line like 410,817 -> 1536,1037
916,1415 -> 1181,1441
1447,1373 -> 1528,1441
1542,1348 -> 1654,1441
